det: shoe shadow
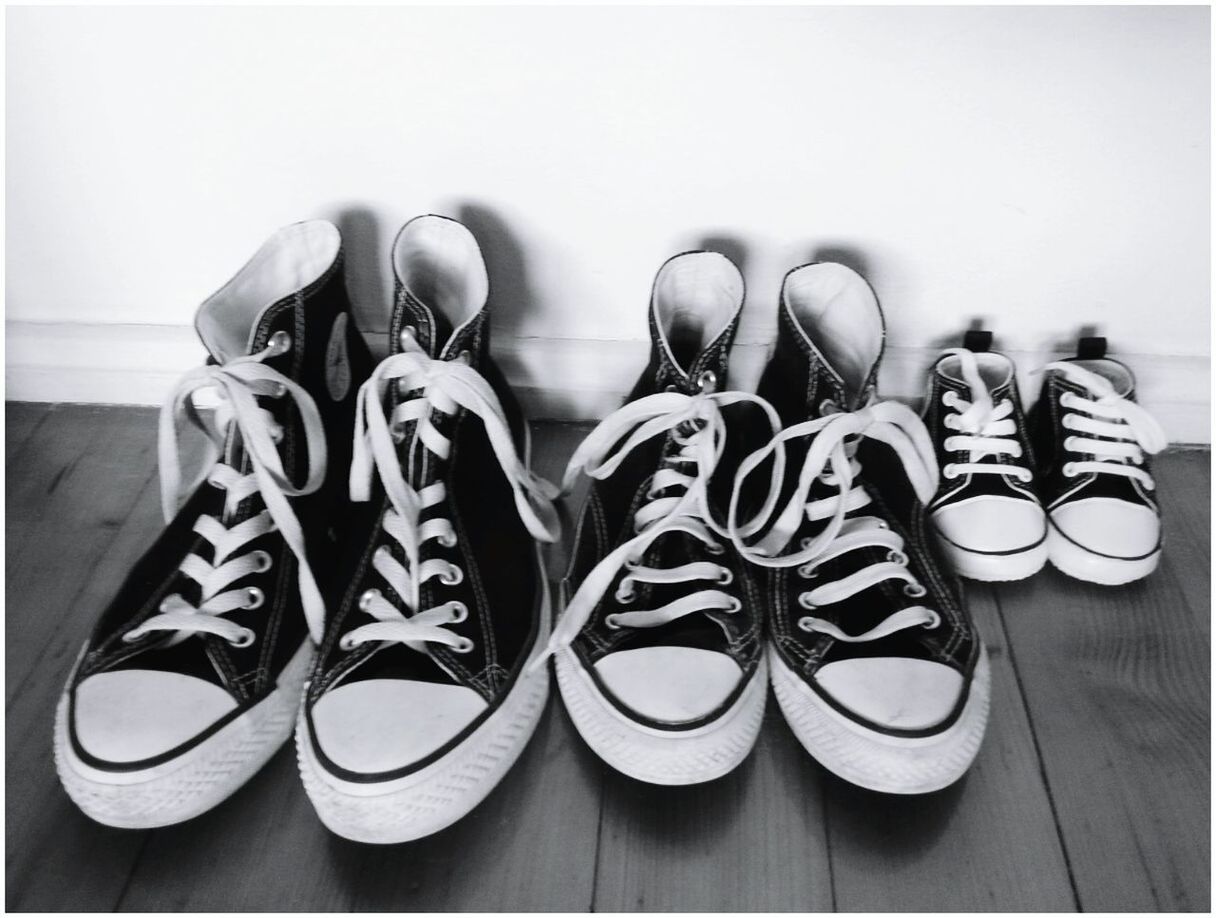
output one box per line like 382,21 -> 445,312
809,243 -> 871,277
329,204 -> 393,356
454,202 -> 537,342
821,767 -> 968,853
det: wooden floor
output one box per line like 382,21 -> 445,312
5,402 -> 1210,912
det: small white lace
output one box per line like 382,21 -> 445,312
124,332 -> 328,648
339,332 -> 560,656
1041,360 -> 1166,489
937,348 -> 1033,484
728,400 -> 943,643
532,382 -> 783,669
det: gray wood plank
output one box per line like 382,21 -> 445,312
592,715 -> 834,911
997,565 -> 1210,912
827,583 -> 1077,911
4,401 -> 52,468
1151,449 -> 1210,630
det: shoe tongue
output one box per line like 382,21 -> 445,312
1070,358 -> 1134,397
935,351 -> 1014,399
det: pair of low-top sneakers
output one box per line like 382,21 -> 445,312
56,216 -> 561,843
923,331 -> 1167,585
546,254 -> 990,794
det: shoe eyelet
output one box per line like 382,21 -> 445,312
1062,462 -> 1078,478
439,565 -> 464,586
697,370 -> 717,393
797,593 -> 817,610
943,464 -> 959,480
453,637 -> 475,654
339,633 -> 358,651
604,613 -> 622,630
243,586 -> 265,610
818,398 -> 838,415
904,582 -> 928,599
726,596 -> 743,613
358,589 -> 381,612
941,391 -> 959,408
796,616 -> 817,633
252,550 -> 273,573
266,331 -> 292,356
705,542 -> 726,556
716,568 -> 734,586
1063,436 -> 1078,451
615,586 -> 636,604
887,550 -> 908,566
454,349 -> 472,365
797,563 -> 818,580
447,601 -> 468,623
399,325 -> 418,349
923,610 -> 943,630
121,629 -> 144,644
437,530 -> 458,549
229,628 -> 256,648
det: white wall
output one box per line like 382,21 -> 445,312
6,6 -> 1211,439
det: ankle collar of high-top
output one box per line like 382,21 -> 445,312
644,251 -> 742,395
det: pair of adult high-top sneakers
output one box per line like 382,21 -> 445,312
55,216 -> 560,843
545,255 -> 990,793
922,331 -> 1167,585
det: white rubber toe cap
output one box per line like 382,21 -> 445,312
311,679 -> 487,774
933,495 -> 1046,554
593,646 -> 742,725
1050,497 -> 1161,559
73,670 -> 238,763
814,657 -> 964,731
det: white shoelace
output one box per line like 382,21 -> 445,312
937,348 -> 1032,484
1041,361 -> 1166,489
339,334 -> 560,656
728,401 -> 943,643
532,386 -> 782,670
124,332 -> 328,648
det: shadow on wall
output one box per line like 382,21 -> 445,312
456,202 -> 535,342
330,204 -> 393,340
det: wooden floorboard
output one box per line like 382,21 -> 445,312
4,405 -> 1209,912
826,583 -> 1077,912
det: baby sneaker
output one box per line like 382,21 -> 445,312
542,252 -> 776,786
55,220 -> 373,828
1029,337 -> 1166,584
922,330 -> 1048,581
295,215 -> 561,843
731,262 -> 990,795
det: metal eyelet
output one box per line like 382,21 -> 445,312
358,589 -> 381,612
266,331 -> 292,356
1063,436 -> 1078,451
454,349 -> 472,365
705,542 -> 726,556
716,568 -> 734,586
604,613 -> 622,630
399,325 -> 418,349
437,530 -> 458,548
228,628 -> 256,648
252,550 -> 273,573
923,610 -> 943,629
797,616 -> 817,633
797,563 -> 818,580
447,601 -> 468,623
339,633 -> 358,651
943,464 -> 959,479
615,588 -> 636,605
453,637 -> 475,654
797,593 -> 817,610
887,550 -> 908,566
904,582 -> 928,598
243,586 -> 264,610
439,565 -> 464,586
818,398 -> 838,415
941,391 -> 959,407
1062,462 -> 1078,478
697,370 -> 717,393
726,596 -> 743,613
121,630 -> 144,644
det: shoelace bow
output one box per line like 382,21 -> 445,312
339,335 -> 560,656
532,387 -> 782,670
938,348 -> 1032,484
727,400 -> 943,644
1040,361 -> 1166,489
124,334 -> 328,648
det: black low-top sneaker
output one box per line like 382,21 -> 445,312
540,252 -> 777,786
296,215 -> 560,843
922,330 -> 1047,581
1028,337 -> 1166,584
54,220 -> 373,828
730,262 -> 990,795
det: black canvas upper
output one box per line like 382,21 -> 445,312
69,235 -> 373,767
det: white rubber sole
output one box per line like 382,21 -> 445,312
296,568 -> 551,844
770,644 -> 990,795
54,639 -> 313,829
1046,526 -> 1161,585
555,647 -> 767,786
936,534 -> 1048,582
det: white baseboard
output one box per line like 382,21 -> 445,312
5,321 -> 1210,444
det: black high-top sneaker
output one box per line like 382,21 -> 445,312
730,262 -> 990,794
1028,337 -> 1166,585
54,220 -> 373,828
922,330 -> 1047,581
539,252 -> 778,786
296,215 -> 560,843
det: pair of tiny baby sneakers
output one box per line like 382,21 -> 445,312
923,330 -> 1167,585
55,215 -> 561,843
543,255 -> 989,795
